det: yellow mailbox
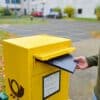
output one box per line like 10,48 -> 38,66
3,35 -> 76,100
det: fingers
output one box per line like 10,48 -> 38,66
74,56 -> 88,70
76,65 -> 80,69
76,65 -> 87,70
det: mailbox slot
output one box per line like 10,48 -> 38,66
37,54 -> 76,73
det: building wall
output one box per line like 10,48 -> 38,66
73,0 -> 100,18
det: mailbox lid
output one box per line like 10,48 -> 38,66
34,47 -> 75,61
30,35 -> 75,61
3,34 -> 75,60
3,34 -> 72,49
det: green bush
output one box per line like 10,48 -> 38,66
52,7 -> 61,13
0,7 -> 5,16
95,6 -> 100,20
64,6 -> 75,18
0,7 -> 12,16
51,7 -> 62,18
4,8 -> 12,16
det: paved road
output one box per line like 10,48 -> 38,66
0,19 -> 100,42
71,39 -> 100,100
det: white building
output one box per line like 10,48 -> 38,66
0,0 -> 22,15
0,0 -> 100,18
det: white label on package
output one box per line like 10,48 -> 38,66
43,71 -> 60,98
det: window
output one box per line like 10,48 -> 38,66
5,0 -> 10,4
11,0 -> 21,4
24,9 -> 27,15
78,9 -> 82,14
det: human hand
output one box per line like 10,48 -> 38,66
74,56 -> 89,70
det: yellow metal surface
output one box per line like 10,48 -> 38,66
3,35 -> 71,49
34,47 -> 75,61
3,35 -> 75,100
4,34 -> 75,60
32,61 -> 70,100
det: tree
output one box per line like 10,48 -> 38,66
64,6 -> 75,18
95,6 -> 100,20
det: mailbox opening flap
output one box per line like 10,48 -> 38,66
34,47 -> 76,61
38,54 -> 77,73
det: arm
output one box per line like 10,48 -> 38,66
86,55 -> 98,67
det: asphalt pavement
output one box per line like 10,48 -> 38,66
0,19 -> 100,42
71,38 -> 100,100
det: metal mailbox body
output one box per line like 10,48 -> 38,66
3,35 -> 75,100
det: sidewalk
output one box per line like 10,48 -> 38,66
70,38 -> 100,100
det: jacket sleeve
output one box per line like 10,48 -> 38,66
86,55 -> 98,67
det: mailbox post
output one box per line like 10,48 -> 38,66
3,35 -> 76,100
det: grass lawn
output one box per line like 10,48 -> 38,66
64,17 -> 100,22
0,30 -> 10,57
0,29 -> 17,57
74,17 -> 100,22
0,16 -> 47,24
0,30 -> 17,92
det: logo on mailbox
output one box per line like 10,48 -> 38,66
8,78 -> 24,99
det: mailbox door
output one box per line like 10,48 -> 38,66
32,61 -> 70,100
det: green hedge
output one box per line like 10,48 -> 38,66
52,7 -> 61,13
0,7 -> 12,16
64,6 -> 75,18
